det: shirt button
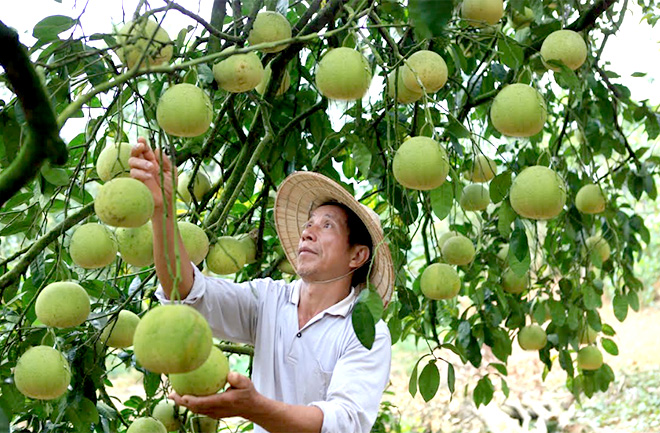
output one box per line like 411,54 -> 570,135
296,332 -> 302,338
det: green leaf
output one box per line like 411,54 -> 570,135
353,142 -> 372,178
387,314 -> 402,344
554,65 -> 580,91
601,338 -> 619,356
447,363 -> 455,394
40,163 -> 70,186
582,285 -> 602,310
473,376 -> 494,407
408,0 -> 454,39
549,300 -> 566,326
489,362 -> 508,376
33,15 -> 76,41
357,288 -> 384,322
0,404 -> 9,433
352,302 -> 376,349
498,36 -> 524,70
508,221 -> 530,275
489,171 -> 511,203
627,291 -> 640,312
497,201 -> 517,237
143,371 -> 161,398
586,309 -> 602,332
430,182 -> 453,220
408,357 -> 423,397
419,361 -> 440,402
612,293 -> 628,322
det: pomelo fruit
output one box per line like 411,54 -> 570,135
206,236 -> 247,275
518,325 -> 547,350
236,233 -> 257,264
438,231 -> 458,249
157,83 -> 213,137
401,50 -> 448,94
315,47 -> 372,101
116,18 -> 173,69
502,268 -> 528,294
247,11 -> 292,53
461,0 -> 504,26
387,69 -> 422,104
541,29 -> 587,71
585,235 -> 611,263
179,222 -> 210,266
490,83 -> 547,137
510,165 -> 566,220
420,263 -> 461,300
133,304 -> 213,374
466,155 -> 497,183
278,258 -> 296,275
213,48 -> 264,93
169,346 -> 230,396
95,177 -> 155,228
510,6 -> 534,29
578,325 -> 598,345
69,223 -> 118,269
127,417 -> 167,433
152,400 -> 183,432
100,310 -> 141,348
177,170 -> 212,204
35,281 -> 90,328
575,184 -> 606,214
116,223 -> 154,267
441,235 -> 475,266
392,136 -> 449,190
14,345 -> 71,400
460,184 -> 490,211
256,61 -> 291,96
577,346 -> 603,370
96,142 -> 132,182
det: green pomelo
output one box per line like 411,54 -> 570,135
466,155 -> 497,183
392,136 -> 449,190
157,83 -> 213,137
441,235 -> 475,266
438,232 -> 458,250
189,416 -> 219,433
510,6 -> 534,29
256,62 -> 291,96
490,83 -> 547,137
585,235 -> 611,263
179,222 -> 210,266
100,310 -> 141,348
387,69 -> 422,104
315,47 -> 372,101
127,417 -> 168,433
116,18 -> 173,69
578,325 -> 598,345
541,29 -> 587,71
461,0 -> 504,26
575,184 -> 606,214
177,170 -> 212,204
96,142 -> 132,182
206,236 -> 247,275
116,223 -> 154,267
420,263 -> 460,300
247,11 -> 292,53
35,281 -> 90,328
95,177 -> 155,228
69,223 -> 118,269
170,346 -> 230,396
510,165 -> 567,220
502,268 -> 528,294
278,259 -> 296,275
152,400 -> 183,432
236,233 -> 257,264
460,184 -> 490,211
213,48 -> 264,93
133,304 -> 213,374
518,325 -> 547,351
577,346 -> 603,370
14,346 -> 71,400
401,50 -> 448,94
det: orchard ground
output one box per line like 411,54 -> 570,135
107,296 -> 660,433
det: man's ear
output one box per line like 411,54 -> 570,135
349,245 -> 370,269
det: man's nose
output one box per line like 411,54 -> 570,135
301,224 -> 317,241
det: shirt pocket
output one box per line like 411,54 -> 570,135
302,358 -> 333,403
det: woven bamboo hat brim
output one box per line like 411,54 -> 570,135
274,171 -> 394,306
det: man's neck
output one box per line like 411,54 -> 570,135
297,278 -> 353,329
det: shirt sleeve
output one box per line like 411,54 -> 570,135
154,264 -> 271,345
308,320 -> 392,433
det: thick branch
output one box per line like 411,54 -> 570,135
209,0 -> 228,53
567,0 -> 619,32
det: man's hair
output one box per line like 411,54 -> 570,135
317,201 -> 372,287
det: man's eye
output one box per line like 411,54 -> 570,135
324,223 -> 332,228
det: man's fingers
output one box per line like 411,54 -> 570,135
128,157 -> 154,172
130,169 -> 152,182
227,372 -> 249,389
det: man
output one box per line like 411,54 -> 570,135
129,138 -> 394,433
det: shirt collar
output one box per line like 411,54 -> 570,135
289,279 -> 358,317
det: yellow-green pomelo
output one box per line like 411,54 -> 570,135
127,417 -> 168,433
387,69 -> 422,104
206,236 -> 247,275
213,48 -> 264,93
401,50 -> 448,94
189,416 -> 219,433
575,184 -> 606,214
541,29 -> 587,71
248,11 -> 292,53
420,263 -> 460,300
315,47 -> 372,101
278,258 -> 296,275
441,235 -> 476,266
95,178 -> 155,228
578,325 -> 598,345
510,166 -> 566,220
133,304 -> 213,374
461,0 -> 504,26
179,222 -> 210,266
502,269 -> 528,294
393,136 -> 449,190
96,142 -> 132,182
460,184 -> 490,211
100,310 -> 141,348
236,233 -> 257,264
510,6 -> 534,29
157,84 -> 213,137
35,282 -> 90,328
466,155 -> 497,183
490,83 -> 547,137
116,223 -> 154,267
577,346 -> 603,370
14,346 -> 71,400
116,19 -> 173,69
518,325 -> 547,351
585,235 -> 611,262
256,62 -> 291,96
439,232 -> 458,249
69,223 -> 118,269
177,171 -> 212,204
170,346 -> 230,396
152,400 -> 183,432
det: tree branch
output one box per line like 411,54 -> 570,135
209,0 -> 228,53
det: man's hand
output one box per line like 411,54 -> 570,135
129,137 -> 176,213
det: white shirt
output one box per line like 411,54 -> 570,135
155,265 -> 392,433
